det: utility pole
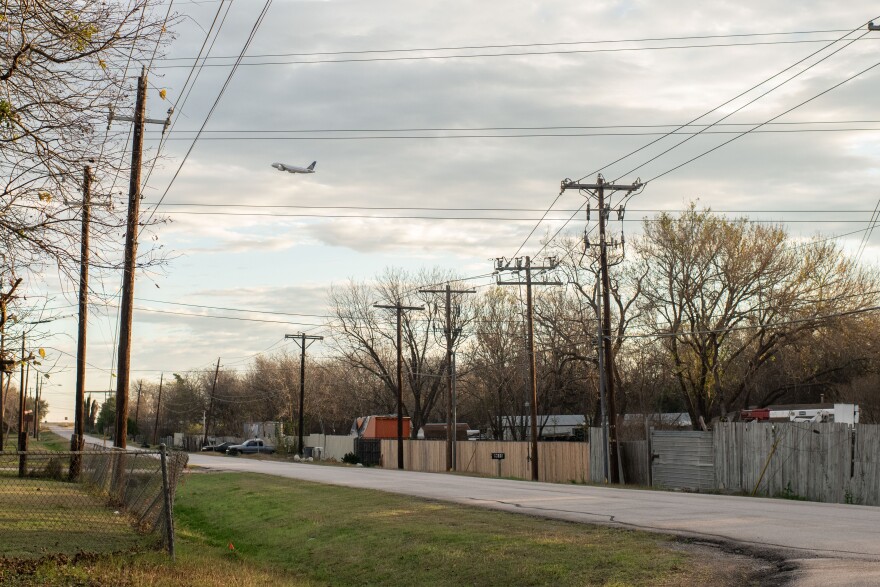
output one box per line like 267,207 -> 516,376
595,292 -> 610,483
374,301 -> 424,469
71,166 -> 91,477
560,174 -> 642,483
110,68 -> 172,449
285,333 -> 323,455
33,376 -> 40,439
202,358 -> 221,447
134,380 -> 142,431
18,335 -> 27,477
494,256 -> 562,481
152,373 -> 163,445
112,69 -> 147,449
0,278 -> 22,451
418,284 -> 475,471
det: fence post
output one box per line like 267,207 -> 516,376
159,443 -> 175,559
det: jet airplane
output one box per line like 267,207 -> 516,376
271,161 -> 316,174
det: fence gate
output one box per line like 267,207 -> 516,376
650,430 -> 715,491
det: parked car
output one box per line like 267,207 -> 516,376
226,438 -> 275,456
201,441 -> 233,453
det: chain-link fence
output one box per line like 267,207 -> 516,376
0,445 -> 187,559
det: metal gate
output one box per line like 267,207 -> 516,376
650,430 -> 715,491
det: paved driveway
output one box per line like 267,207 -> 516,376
50,426 -> 880,585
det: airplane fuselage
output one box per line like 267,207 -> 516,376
271,161 -> 316,174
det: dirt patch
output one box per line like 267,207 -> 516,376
667,539 -> 793,586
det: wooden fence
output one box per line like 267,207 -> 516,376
713,422 -> 880,505
588,429 -> 650,486
380,440 -> 589,483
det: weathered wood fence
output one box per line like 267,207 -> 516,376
380,440 -> 589,484
589,428 -> 651,486
713,422 -> 880,505
588,423 -> 880,505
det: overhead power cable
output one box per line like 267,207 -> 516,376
513,17 -> 876,259
152,28 -> 857,61
147,37 -> 880,69
645,55 -> 880,185
616,27 -> 874,186
137,209 -> 880,223
143,0 -> 274,226
142,127 -> 880,141
146,119 -> 880,134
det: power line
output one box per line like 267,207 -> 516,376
147,37 -> 880,69
521,18 -> 875,260
143,0 -> 274,226
618,28 -> 874,185
144,119 -> 880,133
136,209 -> 880,222
153,28 -> 857,61
646,55 -> 880,184
142,127 -> 880,141
138,203 -> 880,213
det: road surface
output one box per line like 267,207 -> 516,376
50,426 -> 880,585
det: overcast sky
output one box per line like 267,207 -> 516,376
35,0 -> 880,420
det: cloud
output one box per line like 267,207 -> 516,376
43,0 -> 880,420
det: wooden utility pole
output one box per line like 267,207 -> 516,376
152,373 -> 164,445
560,174 -> 642,484
108,68 -> 172,448
71,166 -> 91,477
33,376 -> 40,439
374,301 -> 424,469
495,256 -> 561,481
18,334 -> 27,476
0,277 -> 22,451
134,381 -> 143,430
202,358 -> 221,447
418,284 -> 475,471
285,333 -> 323,455
113,69 -> 147,449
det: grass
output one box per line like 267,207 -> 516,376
1,429 -> 70,453
0,471 -> 732,586
28,430 -> 70,452
0,477 -> 151,559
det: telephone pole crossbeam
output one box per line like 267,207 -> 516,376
419,285 -> 475,471
559,174 -> 643,484
374,302 -> 424,469
285,333 -> 323,455
492,256 -> 561,481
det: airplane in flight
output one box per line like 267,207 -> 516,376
271,161 -> 317,174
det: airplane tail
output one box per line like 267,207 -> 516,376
307,161 -> 317,171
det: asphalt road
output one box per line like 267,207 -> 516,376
50,426 -> 880,585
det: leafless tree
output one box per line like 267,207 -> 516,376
1,0 -> 175,286
328,267 -> 469,436
635,204 -> 880,426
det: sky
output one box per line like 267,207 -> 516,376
32,0 -> 880,420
